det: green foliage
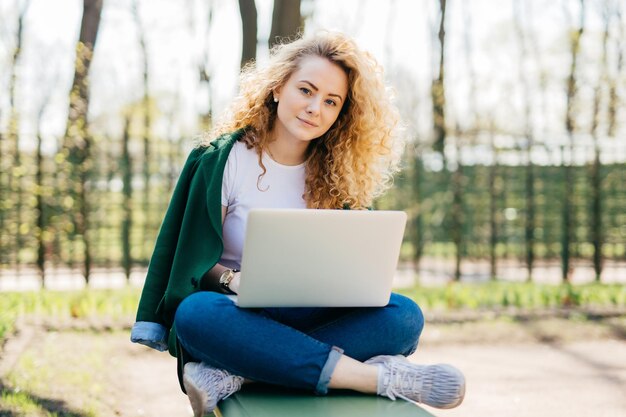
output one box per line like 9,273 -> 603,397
1,386 -> 98,417
0,288 -> 140,344
397,282 -> 626,311
385,161 -> 626,262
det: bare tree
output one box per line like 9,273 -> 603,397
430,0 -> 458,280
132,0 -> 152,264
488,122 -> 501,280
238,0 -> 257,68
184,0 -> 214,130
607,4 -> 623,140
0,109 -> 4,267
561,0 -> 585,283
432,0 -> 447,154
450,125 -> 464,282
63,0 -> 104,282
197,0 -> 215,128
6,0 -> 31,273
34,83 -> 55,286
588,1 -> 616,282
526,0 -> 552,280
514,0 -> 537,282
269,0 -> 302,48
121,115 -> 133,281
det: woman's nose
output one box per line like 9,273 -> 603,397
306,99 -> 321,115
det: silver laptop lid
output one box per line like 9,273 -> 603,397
236,209 -> 407,307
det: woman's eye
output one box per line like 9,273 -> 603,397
300,87 -> 311,95
325,99 -> 337,107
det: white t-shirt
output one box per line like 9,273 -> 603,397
220,141 -> 307,269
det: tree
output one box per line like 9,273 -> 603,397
238,0 -> 302,71
488,123 -> 501,281
269,0 -> 302,48
5,0 -> 31,272
121,115 -> 133,281
132,0 -> 153,264
196,0 -> 215,128
238,0 -> 257,68
514,0 -> 537,282
431,0 -> 447,154
62,0 -> 104,282
430,0 -> 459,280
561,0 -> 585,283
588,1 -> 616,282
34,83 -> 55,286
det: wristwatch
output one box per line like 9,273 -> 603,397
219,268 -> 239,294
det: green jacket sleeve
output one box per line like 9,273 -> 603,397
135,146 -> 207,325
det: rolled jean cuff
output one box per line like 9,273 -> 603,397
315,346 -> 344,395
130,321 -> 169,352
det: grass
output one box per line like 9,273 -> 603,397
0,289 -> 140,415
1,331 -> 108,417
0,283 -> 624,416
397,281 -> 626,312
2,378 -> 97,417
0,287 -> 140,345
1,282 -> 624,346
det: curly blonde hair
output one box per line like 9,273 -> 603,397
202,31 -> 403,209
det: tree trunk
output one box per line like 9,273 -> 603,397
525,162 -> 535,281
451,134 -> 463,282
0,115 -> 4,266
431,0 -> 447,154
7,0 -> 31,274
488,127 -> 499,280
63,0 -> 104,283
34,77 -> 55,287
562,0 -> 585,284
527,0 -> 550,282
411,152 -> 424,269
238,0 -> 257,68
198,2 -> 214,129
431,0 -> 454,280
590,150 -> 602,281
589,3 -> 612,282
513,0 -> 536,282
132,0 -> 152,264
121,115 -> 133,281
36,111 -> 46,286
269,0 -> 302,48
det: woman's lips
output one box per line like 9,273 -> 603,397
297,117 -> 318,127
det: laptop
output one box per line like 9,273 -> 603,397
232,208 -> 407,308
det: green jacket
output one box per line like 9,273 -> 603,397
131,129 -> 244,356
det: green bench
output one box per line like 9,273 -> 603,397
214,384 -> 436,417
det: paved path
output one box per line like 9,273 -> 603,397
3,321 -> 625,416
413,339 -> 626,417
122,337 -> 626,417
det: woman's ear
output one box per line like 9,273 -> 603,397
272,87 -> 282,103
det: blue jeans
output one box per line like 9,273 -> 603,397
174,292 -> 424,395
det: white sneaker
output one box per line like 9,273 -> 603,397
365,355 -> 465,409
183,362 -> 244,417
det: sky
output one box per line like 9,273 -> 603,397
0,0 -> 623,165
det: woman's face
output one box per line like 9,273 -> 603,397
273,55 -> 349,144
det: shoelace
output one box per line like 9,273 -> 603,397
383,361 -> 432,406
210,369 -> 243,401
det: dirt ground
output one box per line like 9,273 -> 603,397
1,314 -> 625,417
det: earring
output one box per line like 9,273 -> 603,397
274,97 -> 278,103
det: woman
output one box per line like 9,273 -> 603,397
131,32 -> 465,417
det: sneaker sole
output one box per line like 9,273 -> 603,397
183,373 -> 209,417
